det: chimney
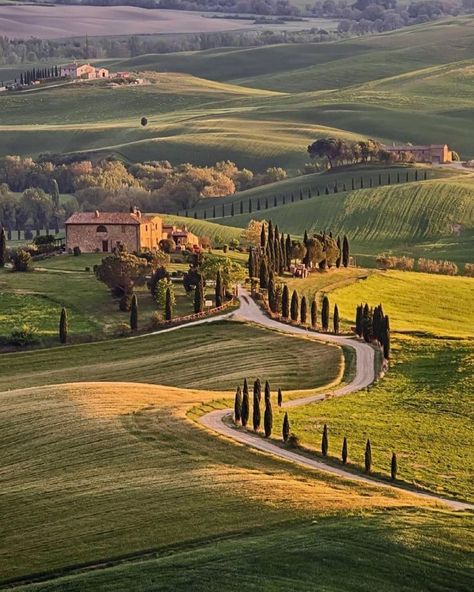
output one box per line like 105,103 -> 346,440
94,210 -> 100,218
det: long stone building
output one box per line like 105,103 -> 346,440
65,211 -> 163,253
383,144 -> 453,164
65,210 -> 200,253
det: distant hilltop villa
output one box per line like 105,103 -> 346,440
383,143 -> 453,164
60,63 -> 110,80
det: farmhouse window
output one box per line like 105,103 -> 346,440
96,225 -> 107,233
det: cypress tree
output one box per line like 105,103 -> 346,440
259,258 -> 269,290
282,412 -> 290,442
362,304 -> 373,343
342,235 -> 350,267
311,299 -> 317,328
0,227 -> 6,268
165,287 -> 173,321
291,193 -> 295,202
130,294 -> 138,331
281,285 -> 290,318
351,178 -> 355,190
336,236 -> 341,268
321,423 -> 328,456
257,198 -> 261,211
264,380 -> 271,402
342,437 -> 348,464
241,379 -> 249,427
321,295 -> 330,331
364,439 -> 372,473
285,234 -> 291,267
222,204 -> 225,217
277,388 -> 283,407
253,380 -> 261,431
382,315 -> 391,359
264,397 -> 273,437
240,200 -> 243,214
299,189 -> 303,200
215,268 -> 224,307
248,198 -> 252,213
193,278 -> 204,313
265,197 -> 269,209
260,223 -> 266,248
308,188 -> 312,198
274,195 -> 278,207
355,304 -> 363,338
391,452 -> 397,481
59,307 -> 68,344
234,386 -> 242,423
268,277 -> 277,312
300,296 -> 307,324
231,203 -> 235,216
290,290 -> 299,322
333,304 -> 340,334
247,248 -> 254,278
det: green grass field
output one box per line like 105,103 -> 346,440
269,269 -> 474,501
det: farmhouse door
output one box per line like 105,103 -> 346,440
102,240 -> 109,252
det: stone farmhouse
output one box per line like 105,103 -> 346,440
61,64 -> 110,80
65,211 -> 200,253
383,144 -> 453,164
162,224 -> 199,248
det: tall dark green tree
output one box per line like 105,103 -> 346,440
268,277 -> 277,313
342,436 -> 348,464
321,423 -> 328,456
241,379 -> 250,427
333,304 -> 340,334
165,287 -> 173,321
264,397 -> 273,438
362,304 -> 373,343
247,248 -> 255,278
342,235 -> 350,268
264,380 -> 271,402
260,223 -> 266,249
321,295 -> 330,331
193,277 -> 205,313
259,258 -> 269,290
59,307 -> 68,344
391,451 -> 397,481
0,227 -> 6,268
355,304 -> 363,338
311,299 -> 317,328
282,412 -> 290,442
336,236 -> 341,268
234,386 -> 242,423
290,290 -> 299,322
281,285 -> 290,318
253,383 -> 261,432
365,439 -> 372,473
130,294 -> 138,331
300,295 -> 307,324
215,268 -> 224,307
382,315 -> 391,359
277,388 -> 283,407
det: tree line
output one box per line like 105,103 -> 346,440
17,66 -> 61,86
355,302 -> 390,359
182,167 -> 428,219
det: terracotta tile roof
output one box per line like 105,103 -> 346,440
65,212 -> 157,225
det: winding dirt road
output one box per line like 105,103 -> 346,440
199,289 -> 473,511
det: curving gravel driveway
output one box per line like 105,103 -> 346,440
198,288 -> 473,511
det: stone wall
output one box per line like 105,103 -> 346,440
66,224 -> 139,253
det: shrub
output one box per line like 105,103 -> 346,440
376,254 -> 414,271
287,433 -> 300,448
149,311 -> 164,329
11,249 -> 32,272
417,258 -> 458,276
464,263 -> 474,278
119,292 -> 133,311
9,324 -> 39,346
73,246 -> 81,256
114,323 -> 131,337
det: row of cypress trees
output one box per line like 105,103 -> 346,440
319,423 -> 398,480
184,170 -> 428,219
234,379 -> 284,439
19,66 -> 61,86
355,302 -> 390,358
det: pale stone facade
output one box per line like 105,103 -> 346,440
162,224 -> 200,247
61,64 -> 110,80
65,211 -> 163,253
383,144 -> 453,164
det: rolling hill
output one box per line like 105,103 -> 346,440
210,174 -> 474,266
1,17 -> 474,170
